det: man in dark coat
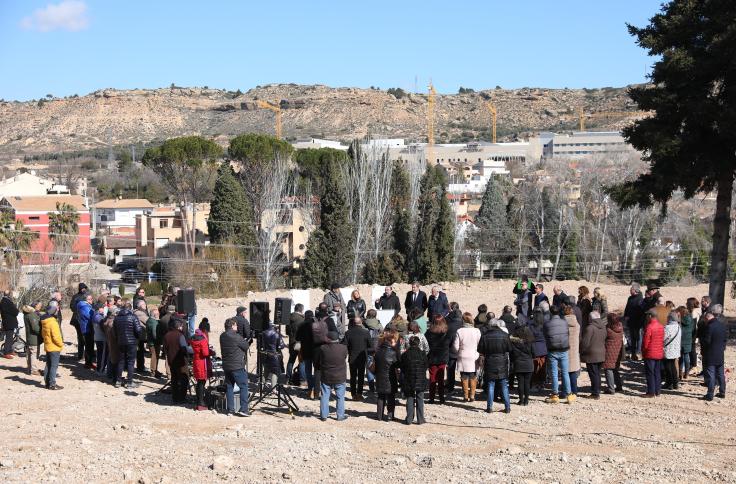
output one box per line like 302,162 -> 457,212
401,336 -> 428,424
624,283 -> 645,360
500,306 -> 518,335
286,304 -> 305,385
427,286 -> 450,321
375,286 -> 401,316
69,283 -> 88,360
113,301 -> 143,388
542,306 -> 572,403
477,319 -> 512,413
1,290 -> 20,357
314,331 -> 348,421
701,306 -> 727,401
220,318 -> 250,416
533,284 -> 549,309
234,306 -> 252,342
404,282 -> 428,318
344,316 -> 371,400
551,286 -> 568,312
512,280 -> 534,323
445,302 -> 463,394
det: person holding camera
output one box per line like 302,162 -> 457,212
220,318 -> 250,417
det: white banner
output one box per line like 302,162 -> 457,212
290,289 -> 311,313
377,309 -> 396,328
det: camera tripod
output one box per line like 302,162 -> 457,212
248,332 -> 299,414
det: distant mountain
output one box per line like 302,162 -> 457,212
0,83 -> 643,158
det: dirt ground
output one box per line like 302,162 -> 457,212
1,280 -> 734,483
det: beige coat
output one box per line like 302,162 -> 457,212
452,326 -> 482,372
566,314 -> 580,372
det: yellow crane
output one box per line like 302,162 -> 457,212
577,108 -> 645,131
427,81 -> 436,163
486,101 -> 497,143
256,99 -> 282,139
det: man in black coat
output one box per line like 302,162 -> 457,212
404,282 -> 428,318
701,306 -> 728,401
286,304 -> 305,385
375,286 -> 401,316
234,306 -> 252,342
624,283 -> 645,360
69,283 -> 88,360
401,336 -> 428,425
220,318 -> 250,416
445,302 -> 463,394
1,290 -> 20,357
552,286 -> 568,311
113,302 -> 143,388
314,331 -> 348,421
344,317 -> 371,400
533,284 -> 549,309
477,319 -> 512,413
427,286 -> 450,321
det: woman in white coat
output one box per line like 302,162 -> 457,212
452,313 -> 482,402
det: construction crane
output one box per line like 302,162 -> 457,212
256,100 -> 282,139
427,81 -> 436,163
577,108 -> 645,131
486,101 -> 497,143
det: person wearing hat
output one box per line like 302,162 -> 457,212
69,282 -> 89,361
314,330 -> 348,421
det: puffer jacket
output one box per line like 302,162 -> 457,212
580,316 -> 606,364
566,314 -> 581,372
113,308 -> 142,346
510,333 -> 534,374
477,326 -> 511,380
400,346 -> 428,395
642,319 -> 664,360
527,322 -> 547,358
374,342 -> 399,394
663,319 -> 681,360
543,315 -> 569,352
603,319 -> 624,369
346,298 -> 366,320
0,296 -> 19,331
680,314 -> 694,353
190,329 -> 210,380
76,300 -> 94,334
425,330 -> 450,365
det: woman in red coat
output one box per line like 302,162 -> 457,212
641,311 -> 664,398
191,322 -> 211,411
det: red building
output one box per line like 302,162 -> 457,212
0,195 -> 90,265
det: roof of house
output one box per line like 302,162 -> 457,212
103,235 -> 136,249
1,195 -> 88,212
94,198 -> 154,209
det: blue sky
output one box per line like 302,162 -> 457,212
0,1 -> 664,101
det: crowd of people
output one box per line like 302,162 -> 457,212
0,279 -> 730,424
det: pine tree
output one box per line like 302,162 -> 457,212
301,162 -> 354,288
475,175 -> 506,277
208,162 -> 255,246
412,166 -> 455,283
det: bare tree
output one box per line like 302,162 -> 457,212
342,142 -> 374,283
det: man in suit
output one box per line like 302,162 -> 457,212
404,282 -> 428,318
533,284 -> 549,309
427,286 -> 450,321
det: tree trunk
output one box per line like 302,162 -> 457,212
708,173 -> 734,305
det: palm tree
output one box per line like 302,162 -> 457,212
0,212 -> 39,288
48,202 -> 80,286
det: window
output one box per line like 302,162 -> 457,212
298,226 -> 305,232
29,216 -> 40,221
159,219 -> 168,229
172,218 -> 182,228
299,244 -> 305,250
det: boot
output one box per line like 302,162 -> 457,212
368,381 -> 375,393
462,379 -> 470,402
469,378 -> 477,402
376,399 -> 385,421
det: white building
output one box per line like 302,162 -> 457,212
0,171 -> 58,197
549,131 -> 634,159
291,138 -> 349,151
94,198 -> 154,234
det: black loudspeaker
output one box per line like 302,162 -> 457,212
176,289 -> 195,314
249,301 -> 270,332
274,297 -> 292,326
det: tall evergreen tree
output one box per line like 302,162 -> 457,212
301,162 -> 354,288
412,165 -> 455,283
475,175 -> 507,277
208,162 -> 256,246
609,0 -> 736,304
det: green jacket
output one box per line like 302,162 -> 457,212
146,317 -> 160,346
23,306 -> 41,347
680,314 -> 694,353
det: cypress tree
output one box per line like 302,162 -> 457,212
475,175 -> 506,276
208,162 -> 255,246
301,161 -> 354,288
412,165 -> 455,283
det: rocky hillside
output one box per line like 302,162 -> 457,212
0,84 -> 643,158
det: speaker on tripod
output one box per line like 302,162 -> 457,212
176,289 -> 195,314
274,297 -> 292,326
249,301 -> 270,332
